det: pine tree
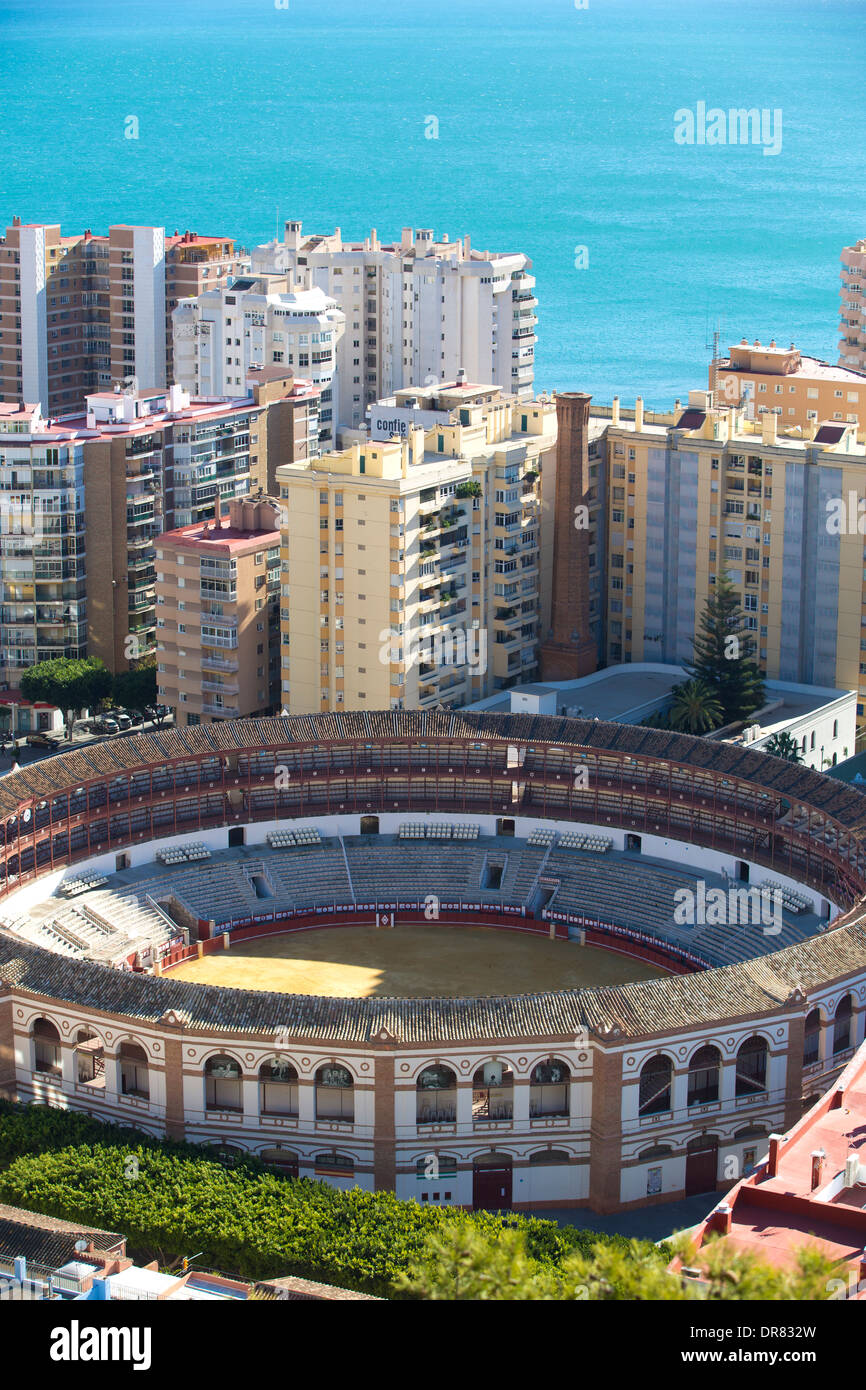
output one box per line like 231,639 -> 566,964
687,572 -> 764,723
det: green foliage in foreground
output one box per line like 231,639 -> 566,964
398,1224 -> 838,1300
0,1102 -> 652,1297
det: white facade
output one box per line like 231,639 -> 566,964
18,225 -> 50,406
173,275 -> 344,451
131,226 -> 167,391
251,222 -> 537,429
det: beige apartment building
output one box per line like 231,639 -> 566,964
588,389 -> 866,728
275,380 -> 557,715
709,339 -> 866,433
0,218 -> 247,415
839,238 -> 866,372
155,495 -> 282,725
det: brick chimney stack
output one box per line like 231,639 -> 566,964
539,392 -> 598,681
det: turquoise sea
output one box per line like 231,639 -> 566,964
0,0 -> 864,406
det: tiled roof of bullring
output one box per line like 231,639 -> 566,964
2,919 -> 865,1045
2,712 -> 866,830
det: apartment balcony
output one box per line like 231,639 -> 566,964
202,701 -> 242,718
201,654 -> 239,673
201,680 -> 239,695
126,505 -> 156,527
494,608 -> 523,630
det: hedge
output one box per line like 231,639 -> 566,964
0,1102 -> 662,1296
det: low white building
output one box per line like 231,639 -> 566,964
466,662 -> 858,773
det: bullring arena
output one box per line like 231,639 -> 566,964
0,710 -> 864,1213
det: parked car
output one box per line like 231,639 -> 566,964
144,704 -> 171,723
126,710 -> 145,726
92,718 -> 120,735
105,710 -> 132,730
25,732 -> 61,748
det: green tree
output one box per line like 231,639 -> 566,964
668,679 -> 724,734
397,1224 -> 839,1301
688,572 -> 764,723
113,658 -> 157,713
455,479 -> 482,499
763,730 -> 804,764
19,657 -> 113,734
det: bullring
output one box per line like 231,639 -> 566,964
0,710 -> 863,1213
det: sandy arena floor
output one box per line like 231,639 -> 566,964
167,923 -> 667,998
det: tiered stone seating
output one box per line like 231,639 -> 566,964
265,846 -> 353,908
345,840 -> 487,901
4,833 -> 823,971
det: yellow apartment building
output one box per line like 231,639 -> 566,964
275,381 -> 556,714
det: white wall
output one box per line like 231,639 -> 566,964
19,226 -> 48,405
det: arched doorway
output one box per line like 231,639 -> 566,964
685,1133 -> 719,1196
472,1151 -> 513,1211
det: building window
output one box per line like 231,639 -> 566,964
833,995 -> 853,1055
259,1057 -> 299,1115
529,1058 -> 570,1117
639,1055 -> 672,1115
687,1045 -> 720,1106
735,1036 -> 768,1097
472,1061 -> 513,1122
416,1064 -> 457,1124
315,1063 -> 354,1121
205,1054 -> 242,1112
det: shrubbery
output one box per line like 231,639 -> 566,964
0,1101 -> 658,1296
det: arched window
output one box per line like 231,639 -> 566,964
528,1149 -> 570,1166
32,1018 -> 61,1076
259,1148 -> 299,1178
259,1058 -> 299,1116
205,1055 -> 242,1112
639,1054 -> 672,1115
415,1153 -> 458,1179
803,1008 -> 821,1067
529,1058 -> 570,1117
74,1028 -> 105,1088
315,1064 -> 354,1122
314,1151 -> 354,1175
833,995 -> 853,1056
638,1144 -> 673,1161
687,1045 -> 721,1107
735,1036 -> 767,1097
119,1041 -> 149,1098
472,1062 -> 513,1122
416,1065 -> 457,1125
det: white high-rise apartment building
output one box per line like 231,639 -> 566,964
251,222 -> 538,429
172,273 -> 345,450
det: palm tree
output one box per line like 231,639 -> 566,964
668,679 -> 724,735
763,730 -> 804,763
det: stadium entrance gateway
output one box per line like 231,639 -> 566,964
472,1152 -> 513,1210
